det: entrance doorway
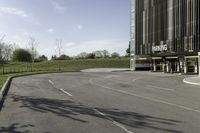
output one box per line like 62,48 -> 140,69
165,58 -> 179,73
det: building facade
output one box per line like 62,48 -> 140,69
132,0 -> 200,73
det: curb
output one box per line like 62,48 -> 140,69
81,68 -> 130,73
0,71 -> 80,108
0,76 -> 12,110
183,78 -> 200,86
0,76 -> 12,100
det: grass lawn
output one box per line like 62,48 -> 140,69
0,58 -> 130,88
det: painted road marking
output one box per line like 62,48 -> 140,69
183,78 -> 200,86
107,78 -> 130,85
49,80 -> 73,97
146,85 -> 174,91
59,88 -> 73,97
89,79 -> 200,114
104,75 -> 120,79
48,80 -> 54,86
93,109 -> 134,133
50,78 -> 132,133
132,78 -> 141,82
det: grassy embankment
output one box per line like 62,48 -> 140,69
0,58 -> 130,88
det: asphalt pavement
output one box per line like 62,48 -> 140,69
0,72 -> 200,133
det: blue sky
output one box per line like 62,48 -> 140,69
0,0 -> 130,57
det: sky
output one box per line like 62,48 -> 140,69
0,0 -> 130,58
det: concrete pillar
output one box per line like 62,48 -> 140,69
166,63 -> 169,73
177,62 -> 180,72
184,59 -> 187,74
198,52 -> 200,76
195,65 -> 198,74
153,60 -> 156,71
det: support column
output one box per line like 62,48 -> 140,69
177,62 -> 180,72
198,52 -> 200,76
153,59 -> 156,71
184,58 -> 187,74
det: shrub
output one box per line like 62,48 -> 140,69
12,49 -> 32,62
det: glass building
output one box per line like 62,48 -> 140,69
132,0 -> 200,73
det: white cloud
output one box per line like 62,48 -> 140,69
4,35 -> 27,48
51,1 -> 66,14
0,7 -> 40,25
23,32 -> 29,37
0,7 -> 28,18
77,25 -> 83,30
66,42 -> 76,47
47,28 -> 54,33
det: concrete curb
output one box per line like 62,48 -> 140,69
0,76 -> 12,100
81,68 -> 130,73
183,78 -> 200,86
0,71 -> 80,107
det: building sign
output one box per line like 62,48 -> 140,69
152,44 -> 168,52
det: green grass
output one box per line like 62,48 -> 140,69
0,75 -> 9,88
0,58 -> 130,88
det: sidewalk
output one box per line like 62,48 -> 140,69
183,76 -> 200,86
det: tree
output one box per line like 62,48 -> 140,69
55,39 -> 63,57
102,50 -> 110,58
28,37 -> 39,62
39,55 -> 48,60
3,43 -> 14,61
57,54 -> 70,60
111,52 -> 120,58
76,52 -> 88,59
93,50 -> 103,58
0,35 -> 6,61
12,49 -> 32,62
126,43 -> 130,56
51,55 -> 57,60
0,35 -> 6,74
55,39 -> 63,71
87,53 -> 96,59
34,55 -> 48,62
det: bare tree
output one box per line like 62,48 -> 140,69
28,36 -> 39,63
55,39 -> 63,57
102,50 -> 111,58
0,35 -> 6,74
77,52 -> 88,59
0,35 -> 6,59
3,43 -> 15,61
93,50 -> 103,58
55,39 -> 63,71
27,36 -> 39,72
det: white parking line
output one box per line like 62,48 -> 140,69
93,109 -> 134,133
49,80 -> 73,97
89,79 -> 200,114
48,80 -> 54,85
59,88 -> 73,97
146,85 -> 174,91
107,79 -> 130,85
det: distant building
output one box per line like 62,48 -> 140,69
131,0 -> 200,73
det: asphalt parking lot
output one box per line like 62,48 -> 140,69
0,72 -> 200,133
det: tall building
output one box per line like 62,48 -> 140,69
132,0 -> 200,73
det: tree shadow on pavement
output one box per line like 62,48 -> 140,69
10,94 -> 183,133
0,123 -> 35,133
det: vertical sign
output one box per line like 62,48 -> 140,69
130,0 -> 136,71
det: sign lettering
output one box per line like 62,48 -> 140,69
152,44 -> 168,52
